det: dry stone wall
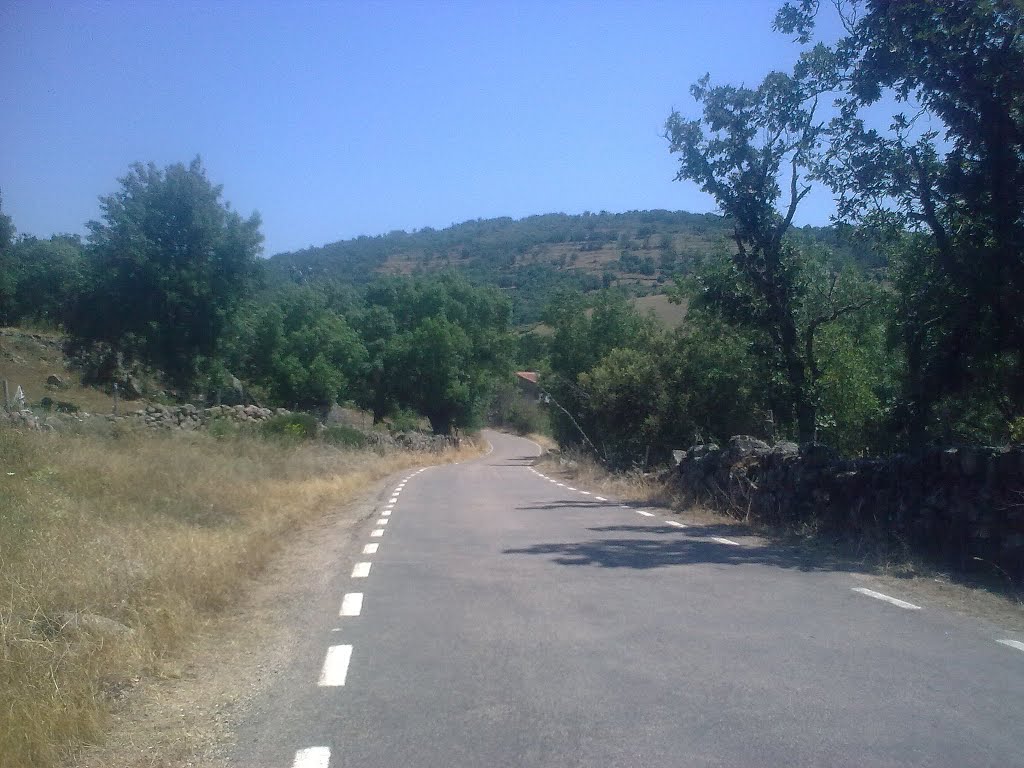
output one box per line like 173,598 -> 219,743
673,436 -> 1024,582
133,403 -> 288,430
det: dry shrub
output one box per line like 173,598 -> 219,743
540,446 -> 678,506
0,427 -> 474,768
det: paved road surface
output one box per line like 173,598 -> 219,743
233,431 -> 1024,768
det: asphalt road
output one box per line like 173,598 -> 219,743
232,431 -> 1024,768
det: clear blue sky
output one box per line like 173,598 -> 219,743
1,0 -> 839,256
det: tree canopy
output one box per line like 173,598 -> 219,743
68,157 -> 263,388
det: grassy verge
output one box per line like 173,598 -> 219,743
0,426 -> 476,768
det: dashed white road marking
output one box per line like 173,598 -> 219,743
666,520 -> 687,528
712,536 -> 742,546
567,487 -> 578,491
376,518 -> 388,525
318,644 -> 353,686
851,587 -> 921,610
579,491 -> 592,495
340,592 -> 363,616
362,543 -> 379,554
636,510 -> 655,517
351,562 -> 371,578
371,529 -> 384,537
381,510 -> 391,517
595,496 -> 607,501
556,482 -> 566,487
997,639 -> 1024,653
293,746 -> 331,768
389,495 -> 399,502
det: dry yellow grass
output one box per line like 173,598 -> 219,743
1,329 -> 120,415
0,427 -> 476,768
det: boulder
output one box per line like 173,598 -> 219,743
799,442 -> 839,466
771,441 -> 799,457
123,376 -> 143,399
46,374 -> 66,389
727,435 -> 771,459
686,443 -> 720,460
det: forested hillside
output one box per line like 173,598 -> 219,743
267,210 -> 880,324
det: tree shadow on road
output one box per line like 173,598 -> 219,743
487,454 -> 542,467
517,500 -> 623,510
503,522 -> 866,575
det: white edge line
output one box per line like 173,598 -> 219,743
371,529 -> 384,537
340,592 -> 363,616
851,587 -> 921,610
381,510 -> 391,516
377,518 -> 388,525
566,487 -> 577,491
595,496 -> 607,501
351,562 -> 371,577
362,543 -> 379,554
997,639 -> 1024,653
293,746 -> 331,768
636,510 -> 655,517
318,644 -> 353,686
712,536 -> 742,546
666,520 -> 687,528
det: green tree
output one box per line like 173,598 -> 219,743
666,71 -> 872,442
0,193 -> 17,325
3,235 -> 87,326
69,158 -> 262,388
542,290 -> 660,453
354,273 -> 513,433
230,288 -> 368,412
778,0 -> 1024,444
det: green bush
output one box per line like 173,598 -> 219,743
259,413 -> 319,440
504,399 -> 549,436
387,409 -> 423,433
324,424 -> 367,448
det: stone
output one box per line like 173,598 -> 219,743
124,376 -> 143,399
687,443 -> 720,460
728,435 -> 771,458
799,442 -> 839,466
46,374 -> 65,389
771,441 -> 799,457
960,449 -> 980,477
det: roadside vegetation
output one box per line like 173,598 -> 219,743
1,1 -> 1022,762
0,426 -> 477,768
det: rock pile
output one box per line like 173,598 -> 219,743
673,436 -> 1024,582
2,409 -> 42,430
133,403 -> 290,430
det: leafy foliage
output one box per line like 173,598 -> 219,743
666,71 -> 874,442
778,0 -> 1024,444
67,158 -> 263,388
228,287 -> 367,412
351,273 -> 513,433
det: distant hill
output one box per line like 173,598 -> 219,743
266,210 -> 883,325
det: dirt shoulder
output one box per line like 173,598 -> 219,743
67,476 -> 386,768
